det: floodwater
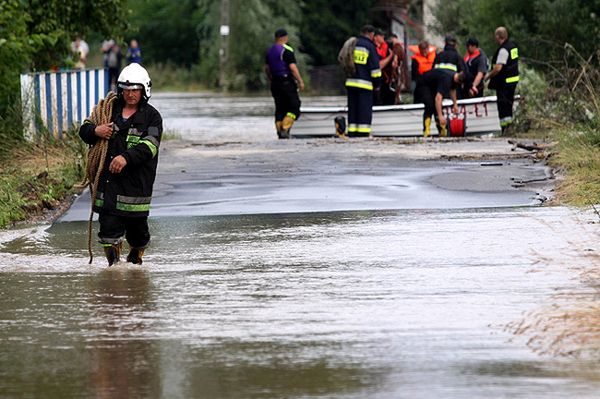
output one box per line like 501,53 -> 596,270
1,94 -> 600,398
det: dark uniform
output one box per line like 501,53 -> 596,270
79,100 -> 163,251
265,42 -> 301,138
433,45 -> 466,74
489,39 -> 519,132
345,35 -> 381,137
433,44 -> 466,98
462,48 -> 488,98
421,68 -> 455,136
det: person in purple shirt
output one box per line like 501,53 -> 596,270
126,39 -> 142,65
264,28 -> 305,139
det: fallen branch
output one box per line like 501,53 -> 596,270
508,139 -> 557,152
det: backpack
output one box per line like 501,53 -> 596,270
338,36 -> 357,77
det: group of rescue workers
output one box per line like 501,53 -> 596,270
264,25 -> 519,139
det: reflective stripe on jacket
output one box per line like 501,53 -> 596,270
79,99 -> 163,217
491,39 -> 519,85
345,35 -> 381,91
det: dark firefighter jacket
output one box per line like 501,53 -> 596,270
79,100 -> 163,217
433,45 -> 466,74
345,35 -> 382,91
490,39 -> 519,89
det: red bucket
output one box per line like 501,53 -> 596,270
449,113 -> 466,137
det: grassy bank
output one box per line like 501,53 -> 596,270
552,128 -> 600,207
0,132 -> 85,228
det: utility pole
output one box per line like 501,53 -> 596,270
219,0 -> 230,89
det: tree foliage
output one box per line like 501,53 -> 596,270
24,0 -> 128,70
127,0 -> 200,66
191,0 -> 305,90
299,0 -> 375,66
432,0 -> 600,67
0,0 -> 127,143
128,0 -> 375,89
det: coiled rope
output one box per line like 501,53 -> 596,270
84,92 -> 117,264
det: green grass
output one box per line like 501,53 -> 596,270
550,126 -> 600,206
0,132 -> 85,229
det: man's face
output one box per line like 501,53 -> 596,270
123,88 -> 142,106
467,44 -> 476,54
374,34 -> 384,45
419,45 -> 428,56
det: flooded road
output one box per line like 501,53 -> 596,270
1,94 -> 599,398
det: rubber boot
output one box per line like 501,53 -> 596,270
501,123 -> 512,135
423,117 -> 431,137
280,115 -> 294,139
126,247 -> 145,265
275,121 -> 283,139
334,116 -> 347,137
439,122 -> 447,137
102,241 -> 123,266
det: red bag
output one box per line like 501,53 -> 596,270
449,112 -> 466,136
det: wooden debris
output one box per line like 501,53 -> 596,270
508,139 -> 557,152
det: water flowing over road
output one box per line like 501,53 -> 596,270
1,93 -> 599,398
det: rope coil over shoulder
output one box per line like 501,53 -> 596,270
85,92 -> 117,264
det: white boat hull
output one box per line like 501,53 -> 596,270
292,95 -> 502,137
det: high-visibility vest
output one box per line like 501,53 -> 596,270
409,45 -> 437,75
491,39 -> 519,85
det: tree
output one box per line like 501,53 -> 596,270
194,0 -> 303,90
24,0 -> 128,70
300,0 -> 376,66
127,0 -> 200,66
0,0 -> 128,142
431,0 -> 600,67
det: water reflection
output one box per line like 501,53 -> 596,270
2,207 -> 600,397
86,268 -> 159,398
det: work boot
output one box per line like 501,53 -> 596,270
126,247 -> 145,265
439,123 -> 447,137
275,121 -> 283,139
501,123 -> 512,135
334,116 -> 347,137
102,241 -> 123,266
423,117 -> 431,137
280,115 -> 295,139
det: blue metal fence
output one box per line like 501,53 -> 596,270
20,68 -> 109,139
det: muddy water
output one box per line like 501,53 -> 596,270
1,94 -> 600,398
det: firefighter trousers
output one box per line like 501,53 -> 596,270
347,87 -> 373,137
496,83 -> 517,129
98,212 -> 150,248
421,87 -> 444,134
271,78 -> 301,122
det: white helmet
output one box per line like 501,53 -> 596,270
117,63 -> 152,99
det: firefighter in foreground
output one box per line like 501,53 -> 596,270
265,28 -> 305,139
485,26 -> 519,134
79,63 -> 163,266
345,25 -> 381,137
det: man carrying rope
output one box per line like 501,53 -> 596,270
79,63 -> 163,266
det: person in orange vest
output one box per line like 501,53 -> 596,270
409,40 -> 437,104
